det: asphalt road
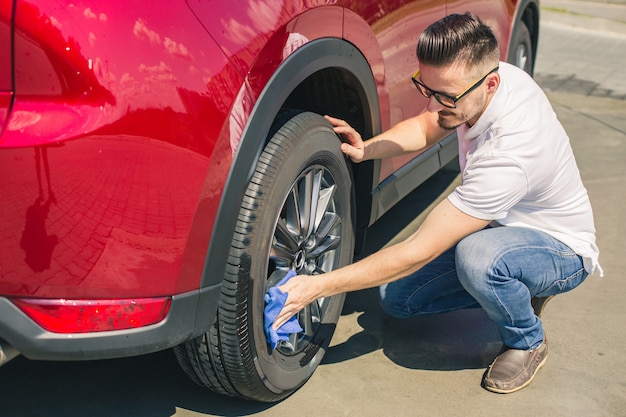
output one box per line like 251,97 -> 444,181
1,2 -> 625,416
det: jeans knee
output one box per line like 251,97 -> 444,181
455,235 -> 494,294
378,284 -> 411,319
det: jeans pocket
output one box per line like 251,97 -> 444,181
539,268 -> 588,297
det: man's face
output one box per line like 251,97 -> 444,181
417,62 -> 495,129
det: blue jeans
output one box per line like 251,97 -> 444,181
379,226 -> 588,350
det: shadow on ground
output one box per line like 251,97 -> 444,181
324,289 -> 502,372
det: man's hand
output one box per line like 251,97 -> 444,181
272,274 -> 322,330
325,115 -> 366,163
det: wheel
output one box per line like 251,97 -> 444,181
507,22 -> 534,75
174,111 -> 355,402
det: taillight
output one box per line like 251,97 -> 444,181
11,298 -> 171,333
0,0 -> 14,137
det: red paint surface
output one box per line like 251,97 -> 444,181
0,1 -> 517,304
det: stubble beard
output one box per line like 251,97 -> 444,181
437,111 -> 466,130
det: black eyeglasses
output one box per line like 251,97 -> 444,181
411,65 -> 499,109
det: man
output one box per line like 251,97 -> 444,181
273,12 -> 601,393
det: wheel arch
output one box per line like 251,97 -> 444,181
199,38 -> 380,290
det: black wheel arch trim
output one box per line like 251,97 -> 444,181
199,38 -> 381,290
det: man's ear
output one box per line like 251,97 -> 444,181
485,73 -> 500,94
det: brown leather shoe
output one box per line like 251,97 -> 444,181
531,295 -> 555,317
483,338 -> 548,394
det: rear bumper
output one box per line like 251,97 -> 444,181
0,283 -> 221,362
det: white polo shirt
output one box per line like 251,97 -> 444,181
448,62 -> 601,275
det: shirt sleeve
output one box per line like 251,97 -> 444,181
448,155 -> 528,220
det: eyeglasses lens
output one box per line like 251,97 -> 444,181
412,77 -> 457,108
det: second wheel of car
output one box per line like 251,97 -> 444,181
507,21 -> 534,75
175,111 -> 356,402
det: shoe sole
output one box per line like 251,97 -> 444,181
483,353 -> 549,394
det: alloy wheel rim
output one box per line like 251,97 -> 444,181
267,164 -> 343,353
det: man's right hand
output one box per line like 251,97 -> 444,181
325,115 -> 366,163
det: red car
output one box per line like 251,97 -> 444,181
0,0 -> 539,402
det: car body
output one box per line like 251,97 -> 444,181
0,0 -> 539,401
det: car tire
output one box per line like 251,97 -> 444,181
175,110 -> 355,402
507,22 -> 534,75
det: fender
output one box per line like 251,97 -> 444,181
199,38 -> 380,289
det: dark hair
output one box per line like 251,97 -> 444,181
416,12 -> 499,68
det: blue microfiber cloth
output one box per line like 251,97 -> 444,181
264,269 -> 303,349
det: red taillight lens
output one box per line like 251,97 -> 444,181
11,298 -> 171,333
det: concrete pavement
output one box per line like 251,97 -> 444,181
542,0 -> 626,35
537,0 -> 626,100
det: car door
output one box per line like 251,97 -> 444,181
343,0 -> 447,222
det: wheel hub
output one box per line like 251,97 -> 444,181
294,249 -> 306,271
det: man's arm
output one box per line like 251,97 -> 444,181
272,198 -> 490,329
326,109 -> 451,163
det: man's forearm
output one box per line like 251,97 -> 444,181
316,237 -> 430,297
362,116 -> 427,160
362,112 -> 449,161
